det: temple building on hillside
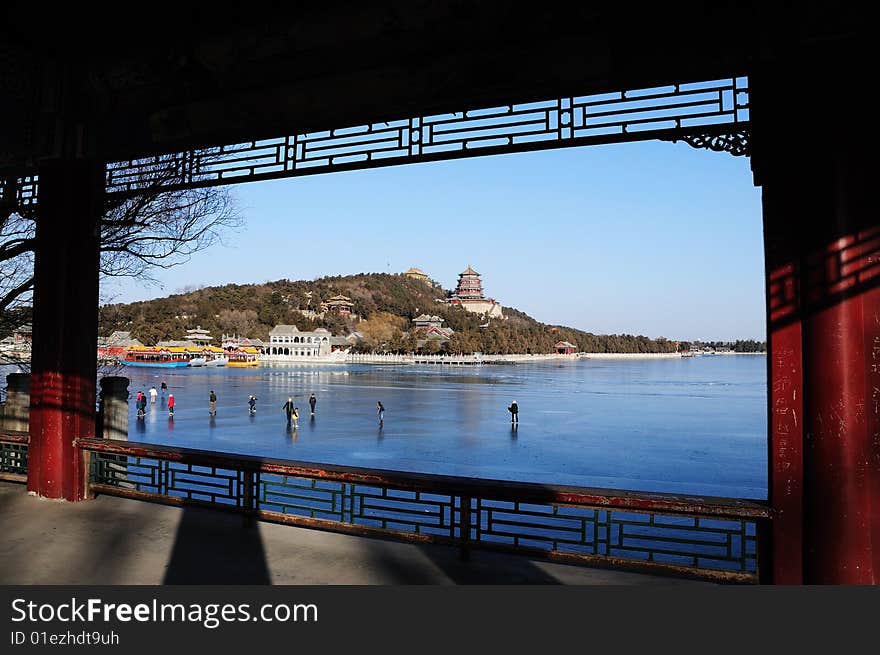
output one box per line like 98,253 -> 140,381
411,315 -> 454,344
412,314 -> 444,329
404,267 -> 431,285
445,265 -> 503,318
324,294 -> 355,315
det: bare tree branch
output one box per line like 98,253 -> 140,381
1,152 -> 242,333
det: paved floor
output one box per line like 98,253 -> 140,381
0,481 -> 704,585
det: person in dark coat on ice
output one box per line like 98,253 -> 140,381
507,400 -> 519,424
282,397 -> 294,426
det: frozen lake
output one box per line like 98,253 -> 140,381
112,355 -> 768,499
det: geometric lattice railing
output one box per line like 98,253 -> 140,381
0,433 -> 28,482
78,437 -> 769,583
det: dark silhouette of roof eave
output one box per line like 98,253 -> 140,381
0,2 -> 869,171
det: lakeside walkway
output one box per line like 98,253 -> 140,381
0,482 -> 704,585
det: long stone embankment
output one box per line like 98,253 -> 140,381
578,352 -> 682,360
346,353 -> 578,365
344,352 -> 688,365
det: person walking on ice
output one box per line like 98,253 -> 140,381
167,393 -> 175,417
292,406 -> 300,429
149,386 -> 157,404
309,393 -> 317,416
507,400 -> 519,424
248,395 -> 258,414
282,397 -> 294,427
376,401 -> 385,425
209,390 -> 217,416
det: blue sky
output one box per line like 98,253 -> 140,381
101,140 -> 765,342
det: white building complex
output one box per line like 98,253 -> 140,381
263,325 -> 336,361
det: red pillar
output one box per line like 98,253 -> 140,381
752,67 -> 806,584
27,159 -> 103,501
799,149 -> 878,583
753,49 -> 878,582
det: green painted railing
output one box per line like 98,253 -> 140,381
0,432 -> 772,582
0,432 -> 28,482
77,437 -> 771,583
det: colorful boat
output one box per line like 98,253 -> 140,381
226,346 -> 260,367
122,346 -> 190,368
203,345 -> 228,366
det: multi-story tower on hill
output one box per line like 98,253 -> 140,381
446,265 -> 503,318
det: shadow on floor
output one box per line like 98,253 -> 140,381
163,507 -> 271,584
357,535 -> 562,584
420,544 -> 561,584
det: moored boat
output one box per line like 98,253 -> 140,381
203,345 -> 228,366
227,347 -> 260,367
122,346 -> 190,368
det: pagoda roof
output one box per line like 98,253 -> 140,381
405,267 -> 427,275
460,265 -> 479,276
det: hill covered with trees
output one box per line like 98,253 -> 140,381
99,273 -> 684,355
